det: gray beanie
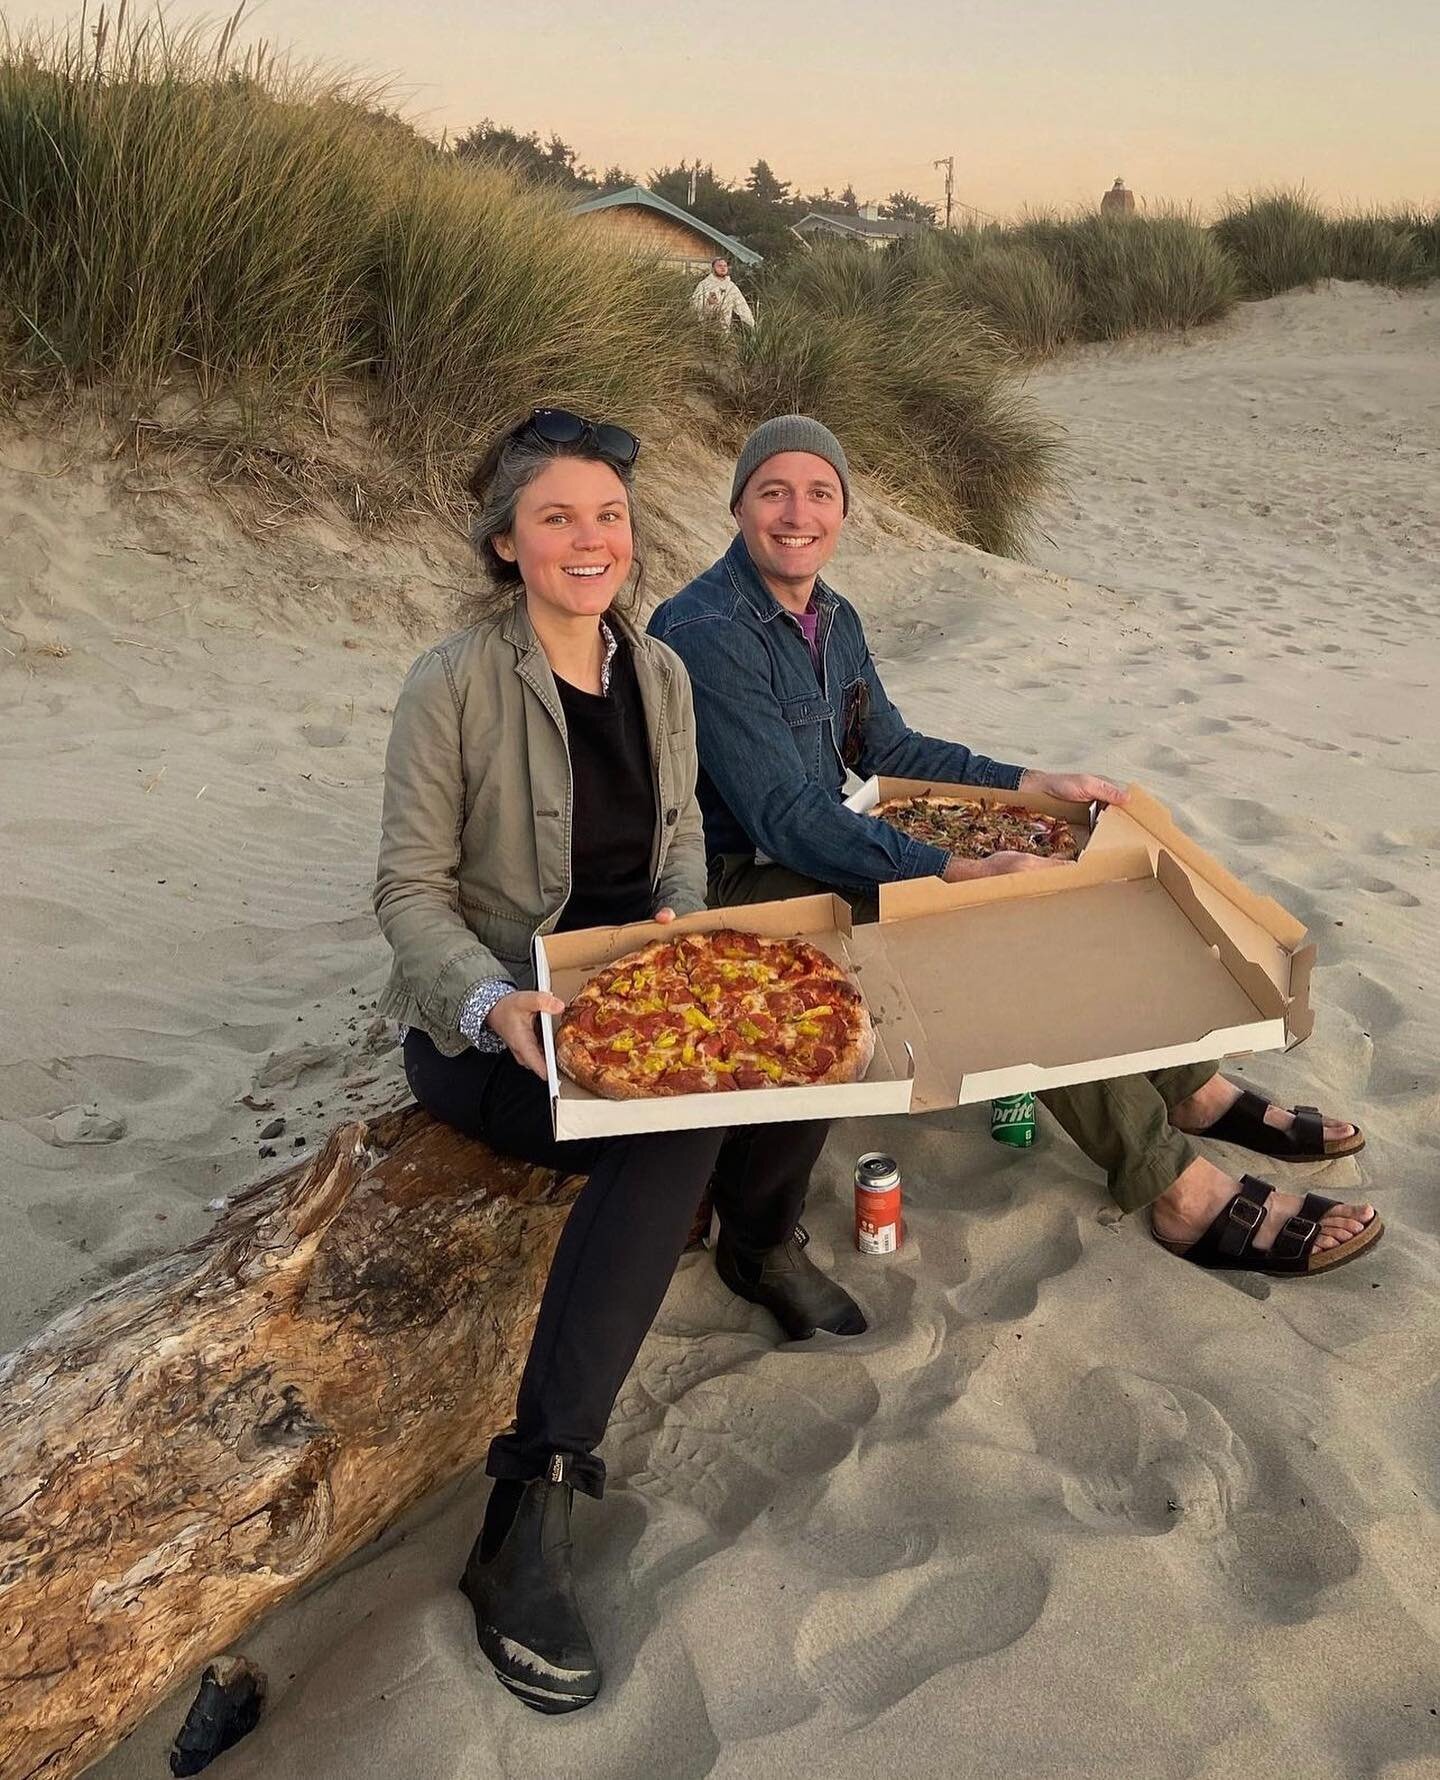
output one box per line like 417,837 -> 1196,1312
729,415 -> 851,513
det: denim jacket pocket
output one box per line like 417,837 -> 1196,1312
778,691 -> 833,778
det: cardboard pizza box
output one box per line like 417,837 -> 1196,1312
871,779 -> 1314,1053
874,848 -> 1305,1109
536,896 -> 917,1139
537,784 -> 1314,1137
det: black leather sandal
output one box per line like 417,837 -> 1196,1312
1193,1086 -> 1365,1161
1155,1175 -> 1383,1276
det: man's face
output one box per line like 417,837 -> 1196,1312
734,451 -> 845,595
712,259 -> 729,280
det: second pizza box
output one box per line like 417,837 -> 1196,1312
536,781 -> 1314,1137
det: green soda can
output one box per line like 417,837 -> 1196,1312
990,1092 -> 1036,1147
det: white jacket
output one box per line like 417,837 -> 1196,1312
690,272 -> 755,331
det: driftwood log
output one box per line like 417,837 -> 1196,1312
0,1108 -> 584,1780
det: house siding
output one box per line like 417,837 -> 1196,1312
579,205 -> 721,271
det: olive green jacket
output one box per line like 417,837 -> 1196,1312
374,600 -> 707,1055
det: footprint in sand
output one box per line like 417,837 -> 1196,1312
1195,795 -> 1311,845
943,1201 -> 1085,1325
1356,876 -> 1422,908
1223,1499 -> 1362,1624
610,1352 -> 882,1542
1039,1366 -> 1249,1538
793,1549 -> 1050,1718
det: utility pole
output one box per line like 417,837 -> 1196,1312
933,155 -> 954,230
687,161 -> 698,208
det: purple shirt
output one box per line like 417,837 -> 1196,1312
793,602 -> 822,675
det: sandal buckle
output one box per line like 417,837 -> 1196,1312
1227,1196 -> 1265,1233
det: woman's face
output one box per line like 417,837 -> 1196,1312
491,456 -> 634,620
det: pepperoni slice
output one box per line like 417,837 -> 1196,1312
732,1065 -> 765,1090
662,1068 -> 707,1094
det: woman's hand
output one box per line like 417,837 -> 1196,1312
486,989 -> 565,1079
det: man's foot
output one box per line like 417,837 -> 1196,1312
1152,1156 -> 1375,1256
459,1462 -> 601,1714
715,1224 -> 868,1340
1170,1075 -> 1359,1148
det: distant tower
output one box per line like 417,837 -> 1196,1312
1101,176 -> 1136,216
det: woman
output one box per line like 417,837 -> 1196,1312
373,408 -> 865,1716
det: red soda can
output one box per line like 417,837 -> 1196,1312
854,1152 -> 903,1254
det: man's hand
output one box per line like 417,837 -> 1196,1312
943,851 -> 1072,883
486,989 -> 565,1080
654,906 -> 677,924
1018,769 -> 1128,807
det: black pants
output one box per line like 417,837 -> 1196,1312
404,1030 -> 830,1498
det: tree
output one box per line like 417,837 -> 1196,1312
597,163 -> 637,194
650,162 -> 802,265
454,119 -> 594,191
745,158 -> 791,205
881,190 -> 938,225
839,183 -> 860,215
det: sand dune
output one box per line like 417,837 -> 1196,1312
2,283 -> 1438,1779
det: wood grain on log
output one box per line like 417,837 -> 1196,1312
0,1109 -> 582,1780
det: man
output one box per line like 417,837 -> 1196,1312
691,257 -> 755,332
650,416 -> 1377,1279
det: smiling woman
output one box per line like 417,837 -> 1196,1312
370,405 -> 860,1714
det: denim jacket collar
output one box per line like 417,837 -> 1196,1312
722,532 -> 840,625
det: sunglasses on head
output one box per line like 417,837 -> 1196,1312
517,407 -> 641,468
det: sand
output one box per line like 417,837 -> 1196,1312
3,281 -> 1438,1778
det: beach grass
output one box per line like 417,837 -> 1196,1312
733,246 -> 1058,553
1212,190 -> 1333,296
1012,210 -> 1239,340
0,7 -> 1062,550
1,10 -> 1433,556
0,7 -> 692,510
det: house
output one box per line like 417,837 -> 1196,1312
792,203 -> 922,252
571,185 -> 762,274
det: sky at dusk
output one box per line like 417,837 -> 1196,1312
10,0 -> 1438,216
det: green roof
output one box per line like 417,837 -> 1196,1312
571,185 -> 763,266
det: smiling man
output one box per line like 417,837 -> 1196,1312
649,415 -> 1377,1282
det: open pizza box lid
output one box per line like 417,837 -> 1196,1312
537,897 -> 917,1139
871,781 -> 1315,1108
537,784 -> 1315,1137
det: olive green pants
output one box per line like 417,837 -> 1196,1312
709,853 -> 1215,1213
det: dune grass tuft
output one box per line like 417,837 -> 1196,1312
1212,190 -> 1331,296
0,6 -> 692,509
1322,213 -> 1430,288
732,246 -> 1059,554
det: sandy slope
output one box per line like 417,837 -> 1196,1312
2,282 -> 1438,1780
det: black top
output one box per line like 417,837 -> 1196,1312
555,634 -> 657,932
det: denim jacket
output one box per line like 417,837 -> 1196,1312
649,534 -> 1026,894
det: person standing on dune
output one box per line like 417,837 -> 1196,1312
691,257 -> 755,332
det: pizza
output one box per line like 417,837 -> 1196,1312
871,795 -> 1080,861
555,929 -> 875,1099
